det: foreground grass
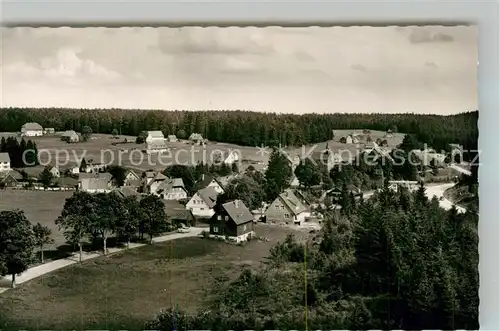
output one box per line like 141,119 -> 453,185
0,225 -> 307,330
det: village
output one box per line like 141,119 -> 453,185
0,121 -> 472,253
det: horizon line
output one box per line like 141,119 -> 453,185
0,106 -> 478,117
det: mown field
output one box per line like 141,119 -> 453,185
30,134 -> 270,172
0,190 -> 71,249
0,224 -> 310,330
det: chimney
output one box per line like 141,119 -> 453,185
235,200 -> 239,208
202,173 -> 205,181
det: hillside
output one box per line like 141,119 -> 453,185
444,183 -> 479,211
0,108 -> 478,151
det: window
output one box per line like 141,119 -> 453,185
218,215 -> 222,220
213,226 -> 218,233
201,208 -> 205,210
284,213 -> 290,219
243,224 -> 247,231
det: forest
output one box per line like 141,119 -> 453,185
146,181 -> 479,330
0,108 -> 478,152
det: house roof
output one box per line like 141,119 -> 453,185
152,172 -> 168,181
0,153 -> 10,163
222,199 -> 253,225
197,187 -> 219,208
80,177 -> 109,191
164,200 -> 194,222
55,176 -> 79,187
147,131 -> 164,138
62,130 -> 78,137
278,189 -> 307,216
0,170 -> 22,180
79,172 -> 112,181
189,133 -> 203,140
167,134 -> 177,139
22,122 -> 43,130
125,169 -> 139,179
113,186 -> 139,198
194,174 -> 223,191
157,178 -> 186,194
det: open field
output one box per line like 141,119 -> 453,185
0,190 -> 71,249
30,134 -> 270,172
0,224 -> 310,330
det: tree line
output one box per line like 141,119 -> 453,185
0,107 -> 478,152
146,181 -> 479,330
0,136 -> 39,168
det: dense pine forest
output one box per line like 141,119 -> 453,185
146,182 -> 479,330
0,108 -> 478,152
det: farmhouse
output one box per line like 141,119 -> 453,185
210,199 -> 255,243
223,150 -> 240,165
362,141 -> 394,162
384,129 -> 394,138
167,134 -> 178,142
0,153 -> 11,172
164,200 -> 195,227
194,174 -> 225,194
144,172 -> 168,194
146,131 -> 165,143
44,128 -> 55,135
309,147 -> 344,172
61,130 -> 80,143
189,133 -> 204,145
265,189 -> 310,225
146,141 -> 169,154
186,186 -> 219,218
78,172 -> 113,193
123,169 -> 141,187
388,180 -> 419,192
156,178 -> 188,201
0,171 -> 21,188
113,186 -> 140,198
21,122 -> 44,136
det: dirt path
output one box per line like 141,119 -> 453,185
0,228 -> 204,294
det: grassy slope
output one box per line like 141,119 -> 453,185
0,225 -> 308,330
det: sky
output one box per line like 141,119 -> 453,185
0,26 -> 478,115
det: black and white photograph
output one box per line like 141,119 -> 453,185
0,26 -> 479,330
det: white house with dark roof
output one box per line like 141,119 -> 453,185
156,178 -> 188,201
78,172 -> 113,193
186,186 -> 219,218
61,130 -> 80,143
223,150 -> 240,165
123,169 -> 141,187
0,153 -> 11,172
146,131 -> 165,143
265,189 -> 310,225
21,122 -> 44,136
194,174 -> 225,194
189,133 -> 204,145
146,172 -> 169,194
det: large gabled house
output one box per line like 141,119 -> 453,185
0,171 -> 22,188
189,133 -> 204,145
21,122 -> 43,136
186,186 -> 219,218
78,172 -> 113,193
156,178 -> 188,201
362,141 -> 394,163
146,131 -> 165,143
265,189 -> 310,225
61,130 -> 80,143
145,172 -> 169,194
123,169 -> 141,187
209,199 -> 255,243
194,174 -> 225,194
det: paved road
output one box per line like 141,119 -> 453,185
0,227 -> 205,294
449,164 -> 472,176
424,183 -> 467,213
